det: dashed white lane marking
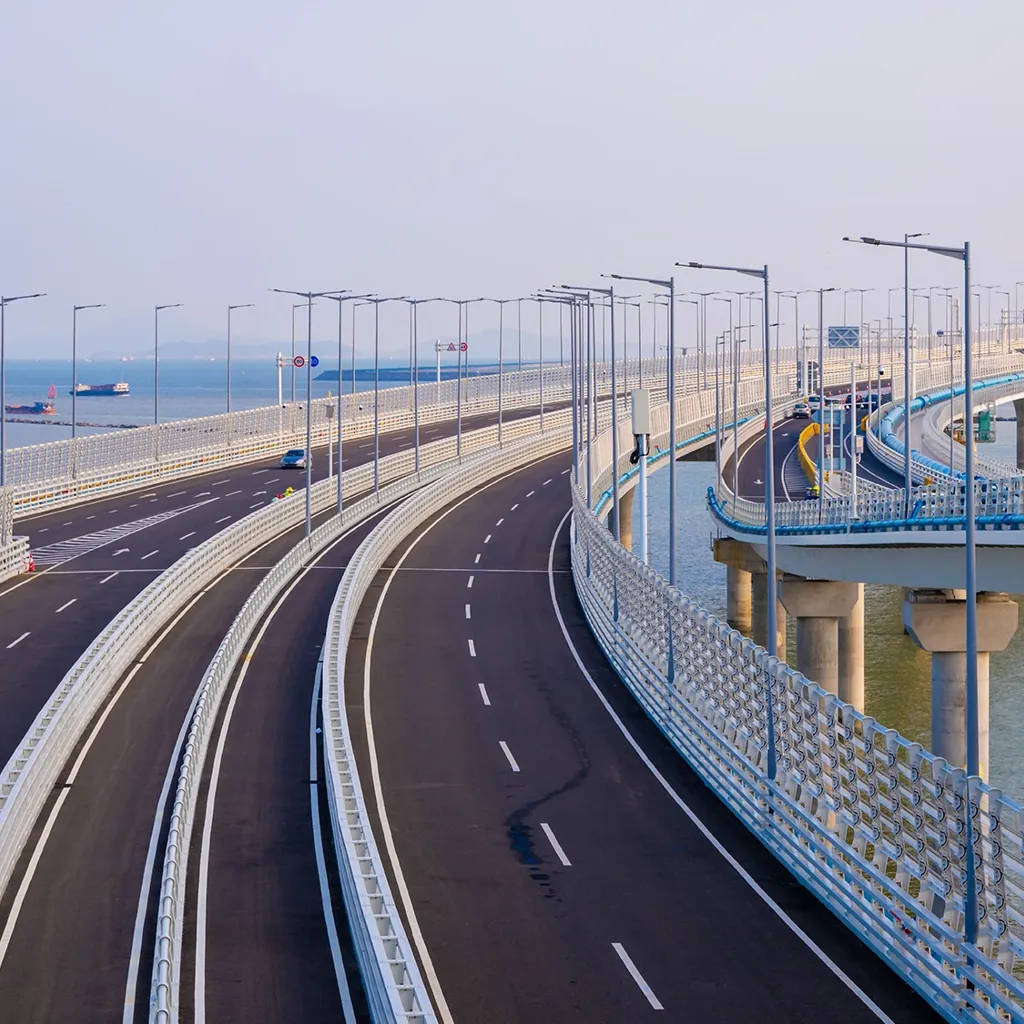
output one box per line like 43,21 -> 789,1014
249,502 -> 263,509
252,468 -> 268,474
168,490 -> 186,498
6,632 -> 30,649
498,741 -> 520,773
62,522 -> 72,526
180,532 -> 196,541
543,478 -> 552,486
478,684 -> 491,706
540,823 -> 572,867
86,515 -> 96,521
215,516 -> 231,525
526,490 -> 535,497
109,508 -> 121,514
467,575 -> 474,588
264,478 -> 279,485
561,468 -> 570,475
55,598 -> 77,614
484,534 -> 491,544
474,553 -> 481,564
510,503 -> 519,511
612,943 -> 663,1010
37,528 -> 48,534
359,443 -> 372,448
467,639 -> 476,657
465,604 -> 471,619
226,490 -> 242,497
130,503 -> 139,507
253,490 -> 267,496
142,493 -> 157,498
495,518 -> 504,526
194,491 -> 211,497
141,550 -> 159,561
99,572 -> 118,584
212,479 -> 230,486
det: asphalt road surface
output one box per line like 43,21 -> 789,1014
345,448 -> 939,1023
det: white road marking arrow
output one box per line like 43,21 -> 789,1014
754,478 -> 763,485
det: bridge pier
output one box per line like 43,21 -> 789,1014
751,568 -> 786,661
838,583 -> 865,711
903,590 -> 1018,778
779,577 -> 859,696
712,538 -> 756,636
1014,399 -> 1024,470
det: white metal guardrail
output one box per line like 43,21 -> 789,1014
0,487 -> 28,585
575,420 -> 1024,1022
320,420 -> 573,1023
0,405 -> 570,936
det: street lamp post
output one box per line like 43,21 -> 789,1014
397,298 -> 443,472
226,303 -> 254,413
154,303 -> 183,426
817,288 -> 839,512
678,259 -> 779,784
845,233 -> 979,946
1,292 -> 46,487
72,303 -> 105,439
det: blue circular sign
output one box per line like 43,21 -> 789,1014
310,355 -> 320,368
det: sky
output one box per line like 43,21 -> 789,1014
2,0 -> 1022,359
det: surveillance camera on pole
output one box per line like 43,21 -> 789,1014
629,388 -> 651,564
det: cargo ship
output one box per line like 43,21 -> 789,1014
5,401 -> 56,415
70,381 -> 130,396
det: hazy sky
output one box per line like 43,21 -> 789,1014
2,0 -> 1022,357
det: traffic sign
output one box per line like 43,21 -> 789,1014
447,342 -> 456,352
310,355 -> 319,368
293,355 -> 305,368
460,341 -> 468,351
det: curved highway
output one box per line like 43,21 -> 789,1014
343,449 -> 939,1021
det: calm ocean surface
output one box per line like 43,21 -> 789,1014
645,405 -> 1024,801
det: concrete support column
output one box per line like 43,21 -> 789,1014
1014,399 -> 1024,470
612,487 -> 634,552
838,583 -> 865,711
726,564 -> 752,633
779,577 -> 859,695
903,590 -> 1018,778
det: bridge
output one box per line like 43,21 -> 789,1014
0,334 -> 1018,1024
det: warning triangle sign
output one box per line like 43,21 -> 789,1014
447,342 -> 456,351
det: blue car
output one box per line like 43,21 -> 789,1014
280,448 -> 308,469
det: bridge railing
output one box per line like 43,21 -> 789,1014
574,413 -> 1024,1023
0,487 -> 28,584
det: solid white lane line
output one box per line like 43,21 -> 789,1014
498,741 -> 520,772
484,534 -> 491,544
474,553 -> 481,564
310,664 -> 359,1024
226,489 -> 242,497
495,518 -> 503,526
468,639 -> 476,657
140,550 -> 159,561
179,532 -> 196,541
467,575 -> 474,588
99,572 -> 118,584
540,822 -> 571,867
526,490 -> 535,497
7,631 -> 30,649
168,491 -> 186,498
546,511 -> 896,1024
55,599 -> 77,614
510,503 -> 519,510
465,604 -> 471,620
478,683 -> 491,706
612,943 -> 663,1010
215,516 -> 231,524
361,456 -> 559,1024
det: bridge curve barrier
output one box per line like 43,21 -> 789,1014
576,426 -> 1024,1021
0,406 -> 567,942
796,420 -> 826,487
321,416 -> 572,1023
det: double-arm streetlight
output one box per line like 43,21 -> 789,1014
538,292 -> 580,473
1,292 -> 46,486
226,303 -> 254,413
72,303 -> 105,439
678,259 -> 779,783
397,297 -> 443,472
844,233 -> 981,945
815,287 -> 839,513
154,303 -> 183,427
317,293 -> 374,513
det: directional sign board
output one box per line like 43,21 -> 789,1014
293,355 -> 306,368
827,325 -> 860,349
310,355 -> 319,368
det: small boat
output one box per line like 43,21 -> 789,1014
5,401 -> 56,415
71,381 -> 130,396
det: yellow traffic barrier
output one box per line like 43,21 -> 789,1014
797,420 -> 829,486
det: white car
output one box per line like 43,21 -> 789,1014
792,401 -> 811,419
